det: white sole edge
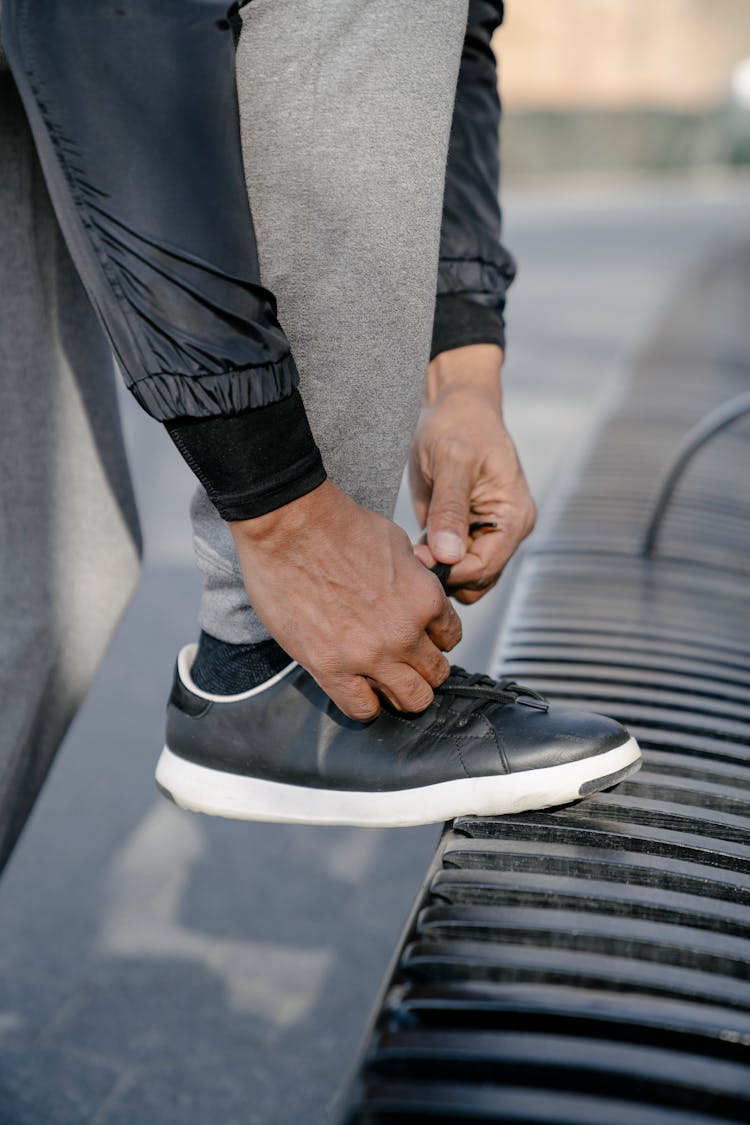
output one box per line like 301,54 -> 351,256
155,736 -> 642,828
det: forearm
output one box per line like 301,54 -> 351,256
2,0 -> 324,518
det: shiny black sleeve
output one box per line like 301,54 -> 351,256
430,0 -> 517,361
1,0 -> 325,519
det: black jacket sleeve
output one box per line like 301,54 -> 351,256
1,0 -> 325,520
431,0 -> 517,361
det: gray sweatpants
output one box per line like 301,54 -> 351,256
194,0 -> 469,643
0,0 -> 468,863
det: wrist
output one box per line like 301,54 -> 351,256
424,344 -> 504,408
230,479 -> 337,547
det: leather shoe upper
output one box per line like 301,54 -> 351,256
166,657 -> 628,793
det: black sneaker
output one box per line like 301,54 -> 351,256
156,646 -> 641,827
155,643 -> 643,828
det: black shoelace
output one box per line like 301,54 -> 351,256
438,666 -> 549,713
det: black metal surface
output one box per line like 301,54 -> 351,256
338,246 -> 750,1123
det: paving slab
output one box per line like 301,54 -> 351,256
1,175 -> 749,1125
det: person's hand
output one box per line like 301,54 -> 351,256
409,344 -> 536,605
229,481 -> 462,720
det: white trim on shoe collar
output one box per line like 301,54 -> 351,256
177,643 -> 298,703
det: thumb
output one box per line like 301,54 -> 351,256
427,455 -> 473,564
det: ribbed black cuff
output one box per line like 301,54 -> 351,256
430,294 -> 506,360
165,389 -> 327,521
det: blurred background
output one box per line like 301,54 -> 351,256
497,0 -> 750,178
1,3 -> 749,1124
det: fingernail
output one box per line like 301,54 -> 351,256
432,530 -> 464,563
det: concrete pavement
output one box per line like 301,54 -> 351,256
1,174 -> 748,1125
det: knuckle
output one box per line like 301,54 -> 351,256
407,684 -> 434,713
358,642 -> 381,669
446,601 -> 462,628
412,577 -> 446,624
426,586 -> 448,621
430,498 -> 467,525
341,636 -> 379,670
437,625 -> 462,654
427,652 -> 451,686
316,652 -> 344,679
395,621 -> 425,656
390,668 -> 434,713
343,682 -> 380,722
439,438 -> 474,467
390,666 -> 418,693
393,525 -> 414,553
348,697 -> 380,722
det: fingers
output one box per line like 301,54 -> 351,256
412,541 -> 435,569
375,664 -> 435,714
408,633 -> 452,687
375,628 -> 453,713
323,619 -> 453,719
377,583 -> 458,711
425,585 -> 463,651
426,449 -> 474,565
326,653 -> 448,720
453,585 -> 491,606
325,674 -> 382,722
446,525 -> 520,601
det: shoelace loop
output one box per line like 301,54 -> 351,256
438,666 -> 549,713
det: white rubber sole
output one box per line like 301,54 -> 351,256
155,736 -> 641,828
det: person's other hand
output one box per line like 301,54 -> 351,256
409,343 -> 536,605
230,481 -> 462,720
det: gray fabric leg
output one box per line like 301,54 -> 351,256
192,0 -> 469,644
0,73 -> 142,871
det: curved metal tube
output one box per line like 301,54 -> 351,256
641,390 -> 750,556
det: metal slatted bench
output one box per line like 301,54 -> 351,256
338,244 -> 750,1123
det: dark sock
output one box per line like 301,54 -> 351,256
190,630 -> 292,695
